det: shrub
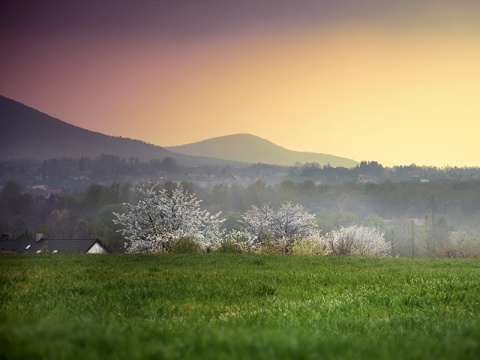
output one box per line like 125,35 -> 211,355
428,234 -> 480,258
259,235 -> 286,254
170,236 -> 200,254
326,224 -> 390,256
292,237 -> 330,256
216,241 -> 242,254
219,230 -> 252,254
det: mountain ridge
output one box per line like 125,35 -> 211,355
1,95 -> 357,168
0,95 -> 246,167
167,134 -> 358,168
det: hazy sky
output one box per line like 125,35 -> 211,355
2,0 -> 480,167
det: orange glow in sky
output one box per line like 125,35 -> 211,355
1,1 -> 480,167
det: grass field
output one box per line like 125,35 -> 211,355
1,254 -> 480,359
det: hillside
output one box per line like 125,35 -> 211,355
167,134 -> 358,168
0,96 -> 244,167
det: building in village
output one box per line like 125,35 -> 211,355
0,234 -> 109,254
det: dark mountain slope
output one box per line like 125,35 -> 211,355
0,96 -> 244,167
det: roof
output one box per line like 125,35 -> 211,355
0,238 -> 109,253
408,169 -> 427,176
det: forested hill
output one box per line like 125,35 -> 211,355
0,95 -> 244,167
167,134 -> 358,168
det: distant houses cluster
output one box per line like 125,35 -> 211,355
28,185 -> 63,198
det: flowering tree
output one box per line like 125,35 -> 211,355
326,224 -> 390,256
240,203 -> 273,246
113,180 -> 223,253
241,202 -> 318,253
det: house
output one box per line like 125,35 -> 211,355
407,169 -> 427,178
384,217 -> 426,228
0,237 -> 109,254
358,174 -> 380,184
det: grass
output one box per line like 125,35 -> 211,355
1,254 -> 480,359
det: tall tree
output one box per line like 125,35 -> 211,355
113,180 -> 223,253
241,202 -> 318,253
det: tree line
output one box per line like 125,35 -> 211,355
110,181 -> 391,256
2,157 -> 480,193
2,177 -> 480,257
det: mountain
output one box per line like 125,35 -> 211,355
0,96 -> 357,168
0,95 -> 244,167
167,134 -> 358,168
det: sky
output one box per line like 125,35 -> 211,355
1,0 -> 480,167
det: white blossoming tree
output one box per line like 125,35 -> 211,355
326,224 -> 391,256
241,202 -> 318,253
113,180 -> 223,253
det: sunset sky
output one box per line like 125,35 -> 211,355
1,0 -> 480,167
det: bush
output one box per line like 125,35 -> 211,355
170,237 -> 200,254
429,235 -> 480,258
216,241 -> 242,253
219,230 -> 252,254
259,237 -> 286,254
326,225 -> 390,256
292,237 -> 330,256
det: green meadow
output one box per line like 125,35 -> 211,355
1,254 -> 480,359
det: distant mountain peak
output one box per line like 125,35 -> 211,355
167,133 -> 358,168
